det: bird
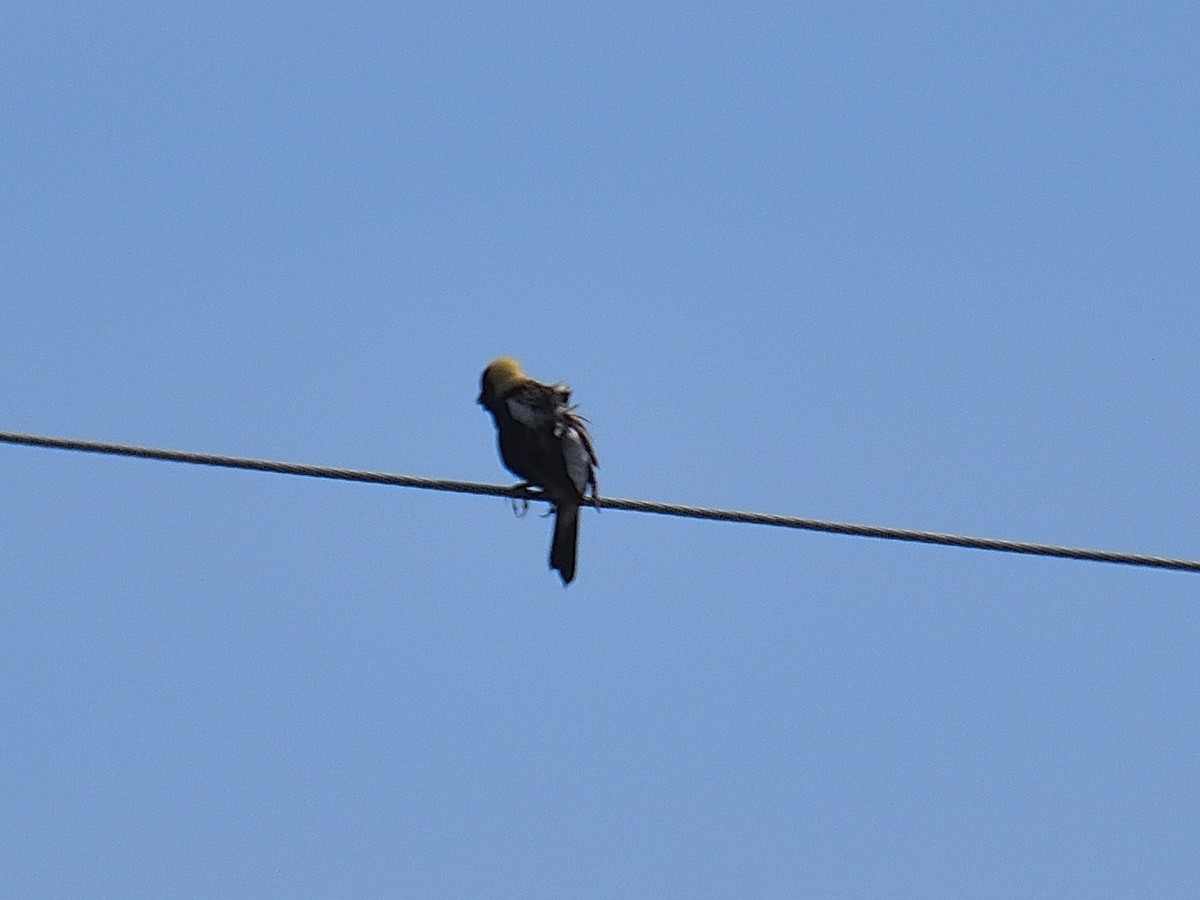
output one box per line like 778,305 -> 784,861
477,357 -> 598,584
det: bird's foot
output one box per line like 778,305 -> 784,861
509,482 -> 545,518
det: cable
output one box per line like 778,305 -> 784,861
0,430 -> 512,497
2,429 -> 1197,574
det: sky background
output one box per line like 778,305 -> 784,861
2,3 -> 1198,897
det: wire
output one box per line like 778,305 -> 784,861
2,429 -> 1197,574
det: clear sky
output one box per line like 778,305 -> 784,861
3,4 -> 1198,897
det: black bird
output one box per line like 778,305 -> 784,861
478,357 -> 598,584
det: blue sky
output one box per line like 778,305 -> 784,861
2,4 -> 1198,896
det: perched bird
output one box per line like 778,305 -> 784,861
478,357 -> 598,584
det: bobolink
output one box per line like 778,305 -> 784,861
478,357 -> 598,585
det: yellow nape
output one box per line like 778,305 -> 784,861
482,356 -> 527,393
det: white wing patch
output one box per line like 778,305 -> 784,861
505,393 -> 545,427
505,382 -> 568,428
561,429 -> 593,497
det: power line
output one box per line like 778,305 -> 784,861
2,429 -> 1197,574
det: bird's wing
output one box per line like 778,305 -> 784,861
561,429 -> 594,498
504,382 -> 562,428
557,408 -> 598,499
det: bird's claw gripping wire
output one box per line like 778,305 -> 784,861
509,482 -> 545,517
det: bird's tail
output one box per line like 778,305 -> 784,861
550,502 -> 580,585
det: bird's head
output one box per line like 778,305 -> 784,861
478,356 -> 527,408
